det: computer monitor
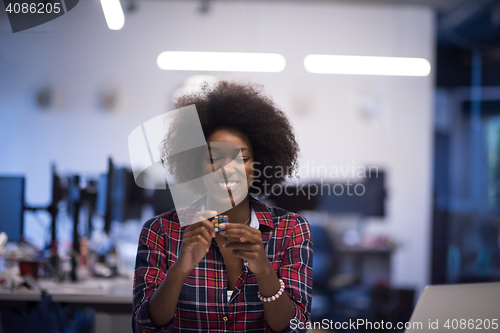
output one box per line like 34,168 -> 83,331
0,177 -> 25,242
317,171 -> 386,217
96,158 -> 145,233
265,185 -> 318,213
266,171 -> 386,217
111,167 -> 143,222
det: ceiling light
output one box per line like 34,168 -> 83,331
101,0 -> 125,30
304,54 -> 431,76
157,51 -> 286,72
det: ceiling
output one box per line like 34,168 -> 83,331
205,0 -> 500,49
191,0 -> 471,14
333,0 -> 468,13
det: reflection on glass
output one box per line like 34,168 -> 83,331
128,105 -> 249,227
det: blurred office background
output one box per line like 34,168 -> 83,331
0,0 -> 499,332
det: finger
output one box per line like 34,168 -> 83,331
223,241 -> 259,252
183,235 -> 211,251
184,233 -> 211,246
219,228 -> 256,241
218,223 -> 249,230
221,234 -> 250,244
186,224 -> 213,242
231,250 -> 257,260
193,210 -> 218,223
185,229 -> 212,245
219,223 -> 259,235
184,228 -> 212,242
186,220 -> 215,237
221,236 -> 247,244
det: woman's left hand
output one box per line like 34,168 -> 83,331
219,223 -> 271,275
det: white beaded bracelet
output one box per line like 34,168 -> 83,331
257,278 -> 285,303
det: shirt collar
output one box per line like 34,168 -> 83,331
249,196 -> 274,230
249,207 -> 259,230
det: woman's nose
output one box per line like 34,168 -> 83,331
222,159 -> 236,173
221,159 -> 243,175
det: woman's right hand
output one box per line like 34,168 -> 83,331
173,210 -> 217,275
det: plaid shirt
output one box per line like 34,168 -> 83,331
132,196 -> 313,332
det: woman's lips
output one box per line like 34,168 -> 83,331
217,181 -> 240,190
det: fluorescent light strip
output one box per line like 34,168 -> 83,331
101,0 -> 125,31
304,54 -> 431,76
157,51 -> 286,72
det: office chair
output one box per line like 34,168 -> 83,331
310,223 -> 361,322
311,224 -> 337,290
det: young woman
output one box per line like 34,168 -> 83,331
132,81 -> 313,332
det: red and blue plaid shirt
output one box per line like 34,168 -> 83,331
132,196 -> 313,332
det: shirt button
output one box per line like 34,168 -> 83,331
223,316 -> 228,322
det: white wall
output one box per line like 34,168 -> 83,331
0,0 -> 435,292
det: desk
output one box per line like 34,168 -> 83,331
0,290 -> 42,303
0,288 -> 43,317
0,277 -> 134,333
39,277 -> 133,313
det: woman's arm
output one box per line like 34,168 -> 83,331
133,217 -> 169,333
220,216 -> 313,332
275,218 -> 314,332
132,212 -> 216,332
145,264 -> 189,328
254,261 -> 298,332
147,218 -> 215,327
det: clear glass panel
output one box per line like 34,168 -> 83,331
165,142 -> 248,226
128,105 -> 249,226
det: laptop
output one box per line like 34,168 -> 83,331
405,282 -> 500,332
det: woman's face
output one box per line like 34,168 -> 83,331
201,127 -> 254,208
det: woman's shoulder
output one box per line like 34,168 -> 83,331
257,201 -> 312,247
271,205 -> 309,226
252,197 -> 310,232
